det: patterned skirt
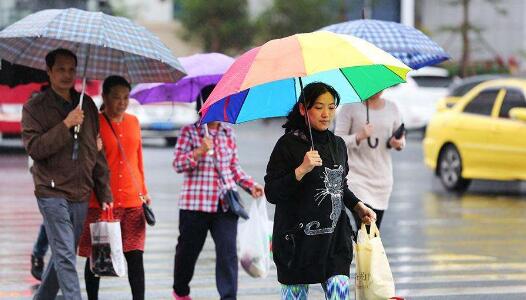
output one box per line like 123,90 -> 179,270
78,206 -> 146,257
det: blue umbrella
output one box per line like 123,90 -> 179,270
321,19 -> 449,70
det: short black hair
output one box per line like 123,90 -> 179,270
102,75 -> 131,95
45,48 -> 78,69
283,82 -> 340,133
195,84 -> 216,114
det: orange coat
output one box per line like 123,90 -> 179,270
89,113 -> 147,208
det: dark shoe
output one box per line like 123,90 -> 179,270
30,255 -> 44,281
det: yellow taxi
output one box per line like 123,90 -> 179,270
423,79 -> 526,191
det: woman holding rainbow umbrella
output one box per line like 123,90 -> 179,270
199,31 -> 411,299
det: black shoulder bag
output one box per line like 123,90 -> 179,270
102,113 -> 156,226
210,144 -> 249,220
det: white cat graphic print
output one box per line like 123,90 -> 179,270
304,165 -> 344,236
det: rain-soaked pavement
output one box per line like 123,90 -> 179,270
1,119 -> 525,299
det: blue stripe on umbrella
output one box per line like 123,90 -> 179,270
236,78 -> 296,123
201,90 -> 249,124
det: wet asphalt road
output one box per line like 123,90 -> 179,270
1,119 -> 525,299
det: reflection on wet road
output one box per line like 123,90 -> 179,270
1,121 -> 525,299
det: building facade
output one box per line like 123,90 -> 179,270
418,0 -> 525,64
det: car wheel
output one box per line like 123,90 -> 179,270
438,145 -> 471,192
165,137 -> 177,147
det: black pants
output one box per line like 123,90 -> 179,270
352,204 -> 385,232
173,209 -> 238,300
84,250 -> 144,300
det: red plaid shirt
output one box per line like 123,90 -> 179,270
173,123 -> 255,213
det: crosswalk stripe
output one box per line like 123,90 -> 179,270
389,262 -> 526,273
395,273 -> 526,284
397,285 -> 526,298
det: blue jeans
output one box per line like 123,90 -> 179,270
32,224 -> 49,258
173,209 -> 239,300
34,197 -> 88,300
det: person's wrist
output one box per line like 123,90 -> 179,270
356,133 -> 364,143
295,166 -> 306,180
353,201 -> 364,212
63,120 -> 71,128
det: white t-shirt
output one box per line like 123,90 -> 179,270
334,100 -> 402,210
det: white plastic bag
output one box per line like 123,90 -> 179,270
238,196 -> 271,278
89,210 -> 126,277
355,222 -> 395,300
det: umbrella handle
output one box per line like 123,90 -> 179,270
364,101 -> 377,148
297,77 -> 315,150
200,94 -> 214,156
73,45 -> 90,140
73,77 -> 87,139
367,137 -> 378,148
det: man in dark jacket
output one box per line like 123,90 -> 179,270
22,48 -> 113,300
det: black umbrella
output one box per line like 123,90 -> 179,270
0,59 -> 48,87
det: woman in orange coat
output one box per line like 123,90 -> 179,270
79,75 -> 151,300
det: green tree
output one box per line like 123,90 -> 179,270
254,0 -> 339,43
177,0 -> 253,53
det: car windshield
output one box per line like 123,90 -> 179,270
412,75 -> 452,88
450,81 -> 485,97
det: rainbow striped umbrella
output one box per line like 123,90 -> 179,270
200,31 -> 411,124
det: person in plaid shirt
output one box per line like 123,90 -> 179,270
172,85 -> 264,300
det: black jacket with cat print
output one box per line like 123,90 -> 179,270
265,128 -> 361,284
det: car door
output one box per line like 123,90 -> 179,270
490,88 -> 526,179
454,88 -> 503,178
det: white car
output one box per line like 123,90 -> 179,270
127,99 -> 198,146
382,67 -> 453,131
